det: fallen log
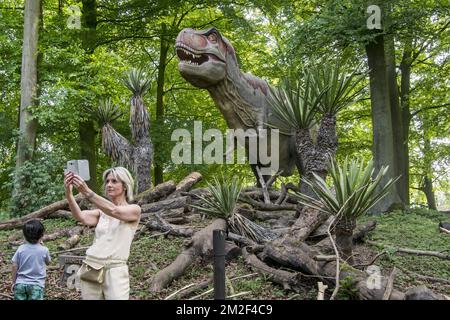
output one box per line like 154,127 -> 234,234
145,211 -> 195,238
141,207 -> 185,221
9,227 -> 75,246
243,189 -> 297,204
167,172 -> 202,199
242,247 -> 303,292
141,196 -> 191,214
57,226 -> 84,251
313,221 -> 378,254
0,194 -> 83,231
237,207 -> 296,221
149,218 -> 227,292
274,207 -> 328,247
366,241 -> 450,260
404,285 -> 447,300
47,210 -> 72,219
239,195 -> 297,211
134,181 -> 177,205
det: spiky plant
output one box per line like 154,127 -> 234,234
294,157 -> 399,263
123,68 -> 153,192
88,97 -> 123,126
309,59 -> 366,115
122,68 -> 151,143
193,175 -> 277,243
90,98 -> 133,169
268,74 -> 324,131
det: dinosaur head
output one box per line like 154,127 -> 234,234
175,28 -> 229,88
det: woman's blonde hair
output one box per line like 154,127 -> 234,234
102,167 -> 135,202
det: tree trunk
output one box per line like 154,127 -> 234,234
130,90 -> 153,193
365,34 -> 402,213
14,0 -> 41,198
79,0 -> 98,191
334,217 -> 356,265
420,125 -> 437,210
399,38 -> 413,208
154,23 -> 169,185
422,177 -> 437,210
385,35 -> 408,205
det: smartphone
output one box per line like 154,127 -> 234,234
65,160 -> 90,181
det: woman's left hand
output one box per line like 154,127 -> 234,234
71,174 -> 91,195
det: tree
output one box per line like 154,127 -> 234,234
295,157 -> 398,264
79,0 -> 98,191
92,68 -> 153,193
268,59 -> 365,197
13,0 -> 41,198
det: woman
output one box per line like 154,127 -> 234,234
64,167 -> 141,300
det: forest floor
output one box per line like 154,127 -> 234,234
0,208 -> 449,300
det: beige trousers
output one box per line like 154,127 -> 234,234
77,263 -> 130,300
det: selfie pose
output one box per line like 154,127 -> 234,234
64,166 -> 141,300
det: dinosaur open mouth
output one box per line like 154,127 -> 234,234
176,44 -> 223,66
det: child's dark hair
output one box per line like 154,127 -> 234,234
23,219 -> 45,244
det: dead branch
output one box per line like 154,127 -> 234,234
134,180 -> 176,205
366,241 -> 450,260
382,267 -> 398,300
275,182 -> 287,205
242,247 -> 303,292
167,172 -> 203,199
141,196 -> 191,214
0,194 -> 83,231
145,211 -> 195,237
149,219 -> 227,292
255,166 -> 271,204
239,195 -> 297,211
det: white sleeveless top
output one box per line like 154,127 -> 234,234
86,212 -> 139,261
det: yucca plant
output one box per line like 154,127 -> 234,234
268,74 -> 325,131
89,98 -> 133,168
122,68 -> 151,143
122,67 -> 153,192
309,60 -> 366,116
87,97 -> 123,126
192,175 -> 277,243
293,157 -> 399,264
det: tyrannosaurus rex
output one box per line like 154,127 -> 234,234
175,27 -> 296,179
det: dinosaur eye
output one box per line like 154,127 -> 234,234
207,33 -> 217,43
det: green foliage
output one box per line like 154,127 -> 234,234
268,74 -> 323,130
6,152 -> 66,217
359,209 -> 450,285
122,68 -> 152,96
193,175 -> 276,242
294,157 -> 399,219
309,58 -> 367,115
336,276 -> 359,300
193,175 -> 242,220
88,97 -> 123,126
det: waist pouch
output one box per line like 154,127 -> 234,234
79,259 -> 126,284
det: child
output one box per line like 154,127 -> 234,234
11,219 -> 51,300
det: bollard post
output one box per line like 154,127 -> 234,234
213,229 -> 226,300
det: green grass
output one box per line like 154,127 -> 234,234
358,208 -> 450,294
1,208 -> 449,299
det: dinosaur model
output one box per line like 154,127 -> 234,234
175,27 -> 297,179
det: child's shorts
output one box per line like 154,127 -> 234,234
13,283 -> 44,300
